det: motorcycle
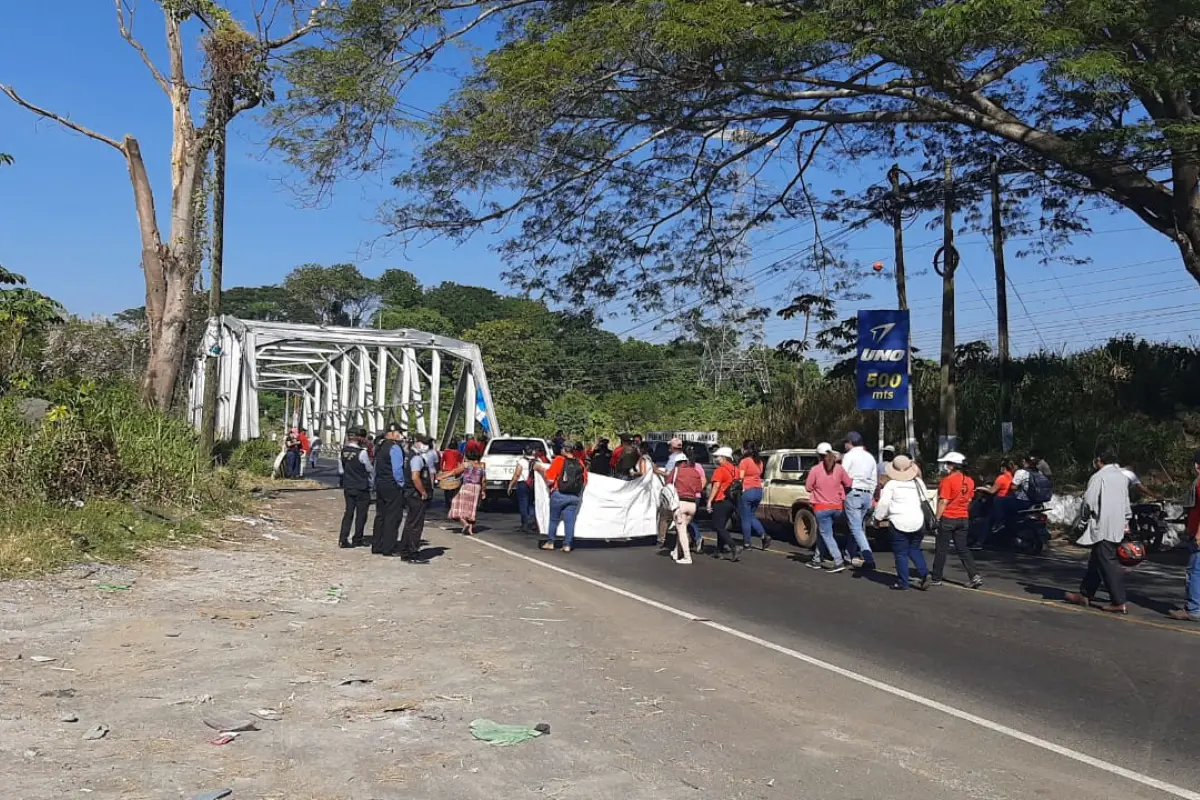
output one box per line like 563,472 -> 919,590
1128,502 -> 1169,553
969,493 -> 1049,555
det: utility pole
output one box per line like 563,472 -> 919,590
935,156 -> 958,455
991,156 -> 1013,453
888,165 -> 918,459
199,89 -> 233,457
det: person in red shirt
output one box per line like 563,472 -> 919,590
933,451 -> 983,589
535,443 -> 587,552
667,449 -> 706,565
972,459 -> 1015,549
1168,451 -> 1200,621
707,447 -> 741,561
438,439 -> 465,511
738,441 -> 770,551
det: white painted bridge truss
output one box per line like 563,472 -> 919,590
188,317 -> 500,445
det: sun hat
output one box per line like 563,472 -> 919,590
938,451 -> 966,466
713,446 -> 734,459
886,454 -> 921,481
816,442 -> 833,455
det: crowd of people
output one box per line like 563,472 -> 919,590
322,422 -> 1200,621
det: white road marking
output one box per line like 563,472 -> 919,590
467,535 -> 1200,800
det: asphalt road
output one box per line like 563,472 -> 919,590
303,462 -> 1200,793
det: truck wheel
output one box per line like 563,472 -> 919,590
792,508 -> 818,549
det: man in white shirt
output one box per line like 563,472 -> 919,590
664,437 -> 687,472
841,431 -> 878,569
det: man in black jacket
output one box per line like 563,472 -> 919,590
337,427 -> 374,548
400,436 -> 435,563
371,423 -> 407,556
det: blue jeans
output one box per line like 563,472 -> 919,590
981,496 -> 1031,546
1187,543 -> 1200,618
843,491 -> 875,564
548,492 -> 581,548
285,449 -> 300,477
891,526 -> 929,588
815,509 -> 845,566
515,482 -> 533,528
739,488 -> 766,546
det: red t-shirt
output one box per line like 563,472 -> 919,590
670,464 -> 705,499
610,446 -> 623,469
441,449 -> 464,472
938,472 -> 975,519
993,472 -> 1013,497
711,462 -> 738,502
739,457 -> 763,490
545,456 -> 587,491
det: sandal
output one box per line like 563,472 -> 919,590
540,542 -> 555,551
561,546 -> 572,553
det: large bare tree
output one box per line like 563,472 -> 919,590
1,0 -> 323,409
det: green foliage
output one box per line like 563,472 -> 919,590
0,382 -> 230,508
282,263 -> 379,326
226,436 -> 280,477
377,268 -> 423,308
0,268 -> 64,391
376,305 -> 455,336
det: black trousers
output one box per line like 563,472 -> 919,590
400,491 -> 428,558
711,499 -> 736,552
933,518 -> 978,580
371,485 -> 404,554
443,486 -> 459,511
339,488 -> 370,545
1080,539 -> 1126,605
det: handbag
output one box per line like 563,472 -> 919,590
915,480 -> 937,532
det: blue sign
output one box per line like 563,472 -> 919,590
856,309 -> 910,411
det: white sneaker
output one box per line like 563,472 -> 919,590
676,557 -> 692,565
850,557 -> 865,569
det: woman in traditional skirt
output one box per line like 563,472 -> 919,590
448,439 -> 487,535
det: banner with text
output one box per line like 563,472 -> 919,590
856,309 -> 910,411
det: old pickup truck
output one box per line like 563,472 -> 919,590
755,448 -> 824,548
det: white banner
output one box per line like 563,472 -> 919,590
533,470 -> 661,541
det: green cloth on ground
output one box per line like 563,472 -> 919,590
469,718 -> 545,746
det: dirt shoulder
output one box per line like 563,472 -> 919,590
0,487 -> 1170,800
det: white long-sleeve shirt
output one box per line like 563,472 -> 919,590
841,446 -> 878,493
873,478 -> 930,533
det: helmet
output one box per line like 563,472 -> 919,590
1117,540 -> 1146,567
938,451 -> 966,466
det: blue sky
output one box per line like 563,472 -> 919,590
1,2 -> 1196,361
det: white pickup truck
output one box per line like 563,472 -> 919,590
480,435 -> 552,495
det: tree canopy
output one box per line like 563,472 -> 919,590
273,0 -> 1200,323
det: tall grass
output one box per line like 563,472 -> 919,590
0,382 -> 243,577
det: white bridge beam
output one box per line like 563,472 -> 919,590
188,317 -> 500,444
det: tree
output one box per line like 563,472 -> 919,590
276,0 -> 1200,305
0,268 -> 64,390
0,1 -> 414,408
464,316 -> 558,416
282,263 -> 378,326
221,285 -> 293,321
377,268 -> 423,309
422,282 -> 510,335
376,306 -> 456,337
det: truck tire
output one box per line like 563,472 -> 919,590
792,507 -> 818,549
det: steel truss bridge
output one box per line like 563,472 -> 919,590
187,317 -> 500,446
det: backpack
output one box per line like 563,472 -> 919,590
557,459 -> 585,495
616,447 -> 641,476
1026,470 -> 1053,504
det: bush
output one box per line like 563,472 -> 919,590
227,437 -> 282,477
0,382 -> 232,509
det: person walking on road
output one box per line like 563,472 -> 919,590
932,451 -> 983,588
1065,450 -> 1132,614
336,427 -> 373,549
508,446 -> 538,532
370,423 -> 407,556
1168,451 -> 1200,622
841,432 -> 878,570
536,443 -> 587,552
438,439 -> 464,511
805,442 -> 852,573
448,440 -> 487,536
308,432 -> 323,470
738,441 -> 771,550
667,449 -> 705,564
398,437 -> 434,563
708,447 -> 741,562
873,455 -> 932,591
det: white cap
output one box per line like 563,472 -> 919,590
938,451 -> 966,465
713,446 -> 734,459
816,442 -> 833,455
